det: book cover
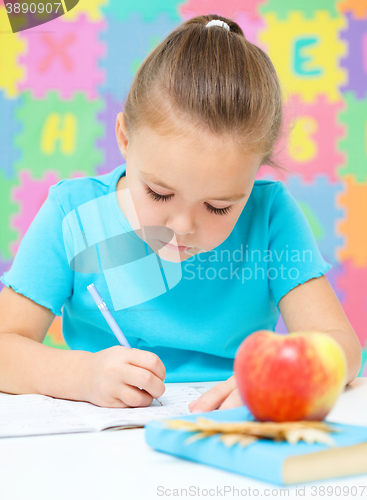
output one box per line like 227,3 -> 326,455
145,406 -> 367,485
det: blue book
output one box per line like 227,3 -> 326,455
145,406 -> 367,485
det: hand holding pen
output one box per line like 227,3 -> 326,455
86,283 -> 165,407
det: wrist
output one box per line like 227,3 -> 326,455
37,347 -> 94,402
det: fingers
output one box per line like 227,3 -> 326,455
218,388 -> 243,410
188,377 -> 236,413
127,348 -> 166,382
121,363 -> 165,399
89,347 -> 167,408
115,384 -> 154,408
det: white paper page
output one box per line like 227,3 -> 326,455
0,394 -> 95,438
0,386 -> 202,438
52,386 -> 203,431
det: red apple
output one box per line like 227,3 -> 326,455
234,330 -> 347,422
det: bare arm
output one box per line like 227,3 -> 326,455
188,274 -> 363,413
0,286 -> 166,407
0,286 -> 92,401
278,275 -> 362,385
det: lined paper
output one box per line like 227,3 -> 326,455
0,386 -> 202,438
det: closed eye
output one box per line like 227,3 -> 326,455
145,186 -> 233,216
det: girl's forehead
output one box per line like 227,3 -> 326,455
135,124 -> 257,164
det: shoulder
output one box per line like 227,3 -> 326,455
240,179 -> 304,234
48,165 -> 126,215
248,179 -> 293,214
252,179 -> 289,198
251,179 -> 314,242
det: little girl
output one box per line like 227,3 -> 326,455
0,15 -> 362,412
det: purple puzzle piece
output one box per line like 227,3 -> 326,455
341,13 -> 367,99
97,93 -> 125,175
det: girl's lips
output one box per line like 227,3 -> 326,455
159,240 -> 193,252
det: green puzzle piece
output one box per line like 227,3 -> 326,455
0,172 -> 19,260
15,91 -> 104,180
338,92 -> 367,183
358,347 -> 367,377
260,0 -> 340,19
103,0 -> 181,22
298,201 -> 325,240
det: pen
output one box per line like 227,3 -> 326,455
87,283 -> 162,405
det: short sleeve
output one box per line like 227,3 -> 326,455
268,181 -> 332,308
0,186 -> 74,316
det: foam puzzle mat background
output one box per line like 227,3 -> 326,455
0,0 -> 366,376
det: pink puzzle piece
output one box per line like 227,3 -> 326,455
10,170 -> 93,256
337,260 -> 367,348
258,95 -> 346,184
11,170 -> 60,255
179,0 -> 266,23
18,14 -> 106,99
233,11 -> 266,47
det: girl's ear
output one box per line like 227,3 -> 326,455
115,112 -> 128,158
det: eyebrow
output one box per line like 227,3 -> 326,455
140,171 -> 246,202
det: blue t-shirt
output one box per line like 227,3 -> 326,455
0,164 -> 332,382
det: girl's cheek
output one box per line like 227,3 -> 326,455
137,201 -> 164,226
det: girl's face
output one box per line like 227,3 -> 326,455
115,112 -> 262,263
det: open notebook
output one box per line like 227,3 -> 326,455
0,386 -> 204,438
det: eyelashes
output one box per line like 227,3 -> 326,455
146,186 -> 173,203
206,204 -> 233,216
145,186 -> 233,216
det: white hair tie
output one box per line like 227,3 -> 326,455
205,20 -> 230,32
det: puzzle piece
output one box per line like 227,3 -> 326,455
102,0 -> 180,22
337,176 -> 367,266
260,12 -> 347,102
254,95 -> 346,183
297,202 -> 324,239
15,91 -> 103,179
260,1 -> 340,19
0,6 -> 25,97
274,314 -> 287,333
61,0 -> 108,22
100,12 -> 178,99
338,0 -> 367,20
10,170 -> 60,255
97,93 -> 125,175
256,168 -> 279,181
340,13 -> 367,100
325,262 -> 345,304
286,175 -> 345,265
336,260 -> 367,348
178,4 -> 267,48
0,92 -> 22,178
361,347 -> 367,376
287,95 -> 345,182
0,256 -> 13,292
338,92 -> 367,183
18,14 -> 106,100
0,171 -> 20,260
233,11 -> 266,48
43,317 -> 69,349
179,0 -> 266,22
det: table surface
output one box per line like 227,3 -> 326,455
0,378 -> 366,500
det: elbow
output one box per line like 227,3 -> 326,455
345,330 -> 363,384
347,338 -> 363,385
322,328 -> 363,385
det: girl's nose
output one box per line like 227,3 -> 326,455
166,211 -> 196,236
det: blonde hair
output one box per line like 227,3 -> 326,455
123,14 -> 287,170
